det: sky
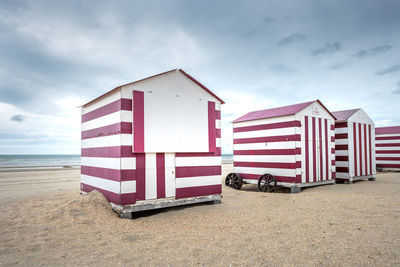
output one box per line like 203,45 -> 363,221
0,0 -> 399,154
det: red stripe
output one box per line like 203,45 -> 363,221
376,150 -> 400,154
377,157 -> 400,160
176,184 -> 221,199
81,166 -> 135,182
233,121 -> 301,133
81,183 -> 135,205
325,119 -> 329,181
238,173 -> 300,183
336,156 -> 348,161
369,125 -> 372,174
234,148 -> 301,156
215,110 -> 221,120
335,122 -> 347,128
331,148 -> 335,153
305,116 -> 309,183
331,160 -> 335,166
120,192 -> 136,205
216,128 -> 221,138
376,164 -> 400,168
358,123 -> 362,175
335,133 -> 348,139
81,146 -> 135,158
353,123 -> 358,176
234,134 -> 301,144
312,117 -> 316,182
208,101 -> 216,152
376,143 -> 400,147
156,153 -> 165,199
81,122 -> 132,140
336,167 -> 349,173
332,172 -> 336,179
176,147 -> 221,157
335,145 -> 348,150
133,90 -> 145,152
234,161 -> 300,169
376,135 -> 400,140
319,118 -> 323,181
81,98 -> 132,123
175,166 -> 221,178
135,154 -> 146,201
331,136 -> 335,142
330,124 -> 335,130
364,124 -> 368,175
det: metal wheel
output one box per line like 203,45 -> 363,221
225,173 -> 243,190
258,174 -> 276,192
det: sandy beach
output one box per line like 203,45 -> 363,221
0,164 -> 399,266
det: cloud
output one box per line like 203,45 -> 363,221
262,17 -> 275,23
352,45 -> 392,58
375,64 -> 400,75
312,42 -> 342,56
277,33 -> 306,46
269,63 -> 296,74
391,81 -> 400,94
10,114 -> 25,122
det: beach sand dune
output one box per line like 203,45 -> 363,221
0,164 -> 399,266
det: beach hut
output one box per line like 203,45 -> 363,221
332,109 -> 376,183
80,69 -> 224,216
375,126 -> 400,171
228,100 -> 336,193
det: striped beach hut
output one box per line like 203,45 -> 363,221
375,126 -> 400,171
80,69 -> 224,216
229,100 -> 336,193
332,109 -> 376,183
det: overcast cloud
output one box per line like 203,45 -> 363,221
0,0 -> 399,154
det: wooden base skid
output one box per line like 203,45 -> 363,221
243,179 -> 335,193
111,194 -> 222,216
336,174 -> 376,183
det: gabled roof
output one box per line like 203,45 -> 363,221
376,126 -> 400,135
233,99 -> 336,123
82,68 -> 224,107
331,109 -> 360,122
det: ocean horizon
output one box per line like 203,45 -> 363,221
0,154 -> 233,167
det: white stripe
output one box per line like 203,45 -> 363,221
216,120 -> 221,129
175,175 -> 221,188
82,110 -> 132,131
234,155 -> 296,163
335,172 -> 349,179
121,110 -> 132,123
145,153 -> 157,200
81,134 -> 132,148
375,133 -> 400,138
335,139 -> 348,145
81,174 -> 120,194
82,91 -> 121,114
121,157 -> 136,170
215,103 -> 221,111
234,141 -> 297,150
121,181 -> 136,194
81,157 -> 120,169
233,166 -> 296,177
233,115 -> 294,128
376,153 -> 400,157
175,156 -> 221,167
336,161 -> 349,167
233,127 -> 296,139
336,150 -> 348,156
376,146 -> 400,151
334,128 -> 348,134
375,139 -> 400,144
376,160 -> 400,164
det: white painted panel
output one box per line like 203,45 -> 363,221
233,166 -> 296,177
81,134 -> 132,148
175,175 -> 221,188
375,139 -> 400,144
143,91 -> 209,152
121,181 -> 136,194
234,141 -> 297,150
336,161 -> 349,167
81,157 -> 120,169
375,133 -> 400,138
121,157 -> 136,170
335,172 -> 349,179
336,150 -> 349,156
82,91 -> 121,114
121,110 -> 133,123
335,139 -> 349,145
233,115 -> 295,128
145,153 -> 157,200
376,160 -> 400,164
165,153 -> 175,198
376,153 -> 400,157
175,156 -> 221,167
216,120 -> 221,129
376,146 -> 400,151
216,138 -> 221,147
81,174 -> 120,194
233,155 -> 296,163
233,127 -> 296,139
335,128 -> 348,134
82,111 -> 120,131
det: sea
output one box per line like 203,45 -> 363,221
0,154 -> 234,167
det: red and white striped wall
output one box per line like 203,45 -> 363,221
375,126 -> 400,171
335,122 -> 376,180
233,111 -> 335,187
81,70 -> 222,207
